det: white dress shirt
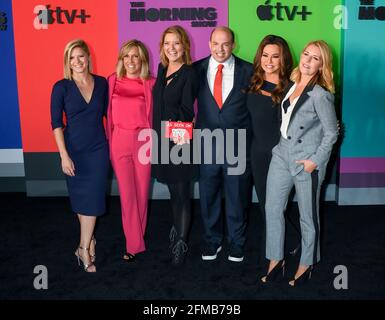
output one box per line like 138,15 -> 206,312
207,55 -> 235,104
280,83 -> 300,139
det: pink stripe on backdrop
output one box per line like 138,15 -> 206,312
118,0 -> 228,76
340,158 -> 385,173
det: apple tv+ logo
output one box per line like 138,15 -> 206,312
256,0 -> 312,21
0,11 -> 7,31
35,5 -> 91,25
359,0 -> 385,20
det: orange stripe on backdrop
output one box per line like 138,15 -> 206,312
12,0 -> 118,152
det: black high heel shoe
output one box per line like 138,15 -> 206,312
261,260 -> 285,284
289,266 -> 313,287
171,239 -> 188,266
123,252 -> 135,263
169,226 -> 177,250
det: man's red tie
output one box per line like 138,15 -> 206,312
214,64 -> 224,109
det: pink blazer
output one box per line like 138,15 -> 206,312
106,73 -> 155,142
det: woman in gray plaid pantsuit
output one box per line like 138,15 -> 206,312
261,40 -> 338,287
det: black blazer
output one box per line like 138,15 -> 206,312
151,63 -> 198,183
193,55 -> 253,131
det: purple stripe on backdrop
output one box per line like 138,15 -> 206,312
118,0 -> 228,76
340,158 -> 385,173
339,173 -> 385,188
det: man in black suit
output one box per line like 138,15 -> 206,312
194,26 -> 252,262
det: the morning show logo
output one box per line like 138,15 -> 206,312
129,1 -> 217,27
0,11 -> 7,31
359,0 -> 385,20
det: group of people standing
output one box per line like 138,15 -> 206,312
50,25 -> 338,287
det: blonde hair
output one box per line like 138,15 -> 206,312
291,40 -> 335,93
116,39 -> 150,79
63,39 -> 92,80
159,25 -> 192,67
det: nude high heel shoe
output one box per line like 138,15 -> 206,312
75,246 -> 96,272
89,236 -> 96,263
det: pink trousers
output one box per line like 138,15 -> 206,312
110,126 -> 151,254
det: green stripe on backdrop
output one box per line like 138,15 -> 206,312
229,0 -> 343,88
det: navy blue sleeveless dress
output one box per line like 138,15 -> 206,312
50,75 -> 109,216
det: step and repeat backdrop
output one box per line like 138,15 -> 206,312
0,0 -> 384,204
0,0 -> 24,192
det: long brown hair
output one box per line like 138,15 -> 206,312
248,35 -> 293,105
159,25 -> 192,67
291,40 -> 335,93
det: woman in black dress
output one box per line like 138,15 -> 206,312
246,35 -> 293,267
51,39 -> 109,272
152,25 -> 197,266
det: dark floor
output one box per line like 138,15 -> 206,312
0,193 -> 384,300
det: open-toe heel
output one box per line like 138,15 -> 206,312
76,246 -> 96,273
289,266 -> 313,287
90,236 -> 96,263
261,260 -> 285,284
123,252 -> 135,263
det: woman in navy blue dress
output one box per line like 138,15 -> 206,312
50,39 -> 109,273
246,35 -> 293,269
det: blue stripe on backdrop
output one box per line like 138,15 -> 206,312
340,0 -> 385,157
0,0 -> 22,149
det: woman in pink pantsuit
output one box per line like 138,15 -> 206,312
107,40 -> 155,262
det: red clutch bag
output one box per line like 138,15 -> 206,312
165,121 -> 193,140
